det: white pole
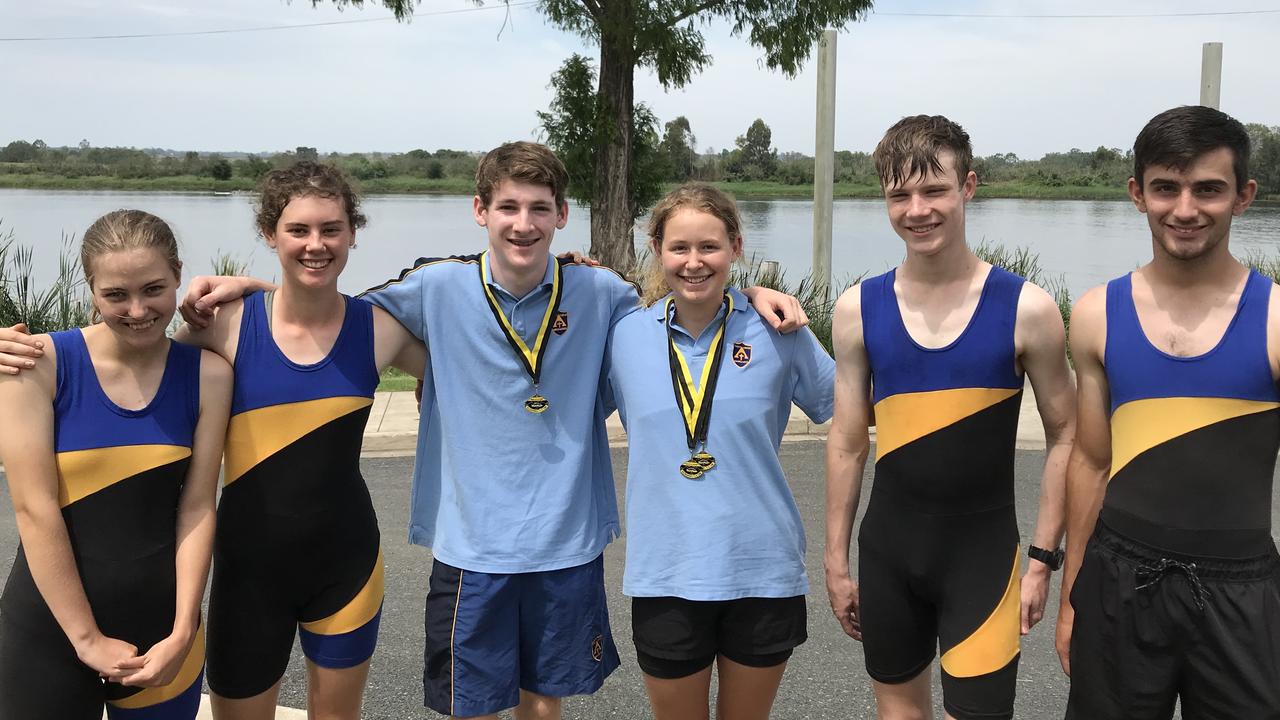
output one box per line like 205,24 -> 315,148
813,29 -> 837,301
1201,42 -> 1223,109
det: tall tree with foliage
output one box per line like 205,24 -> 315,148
659,116 -> 698,182
315,0 -> 875,272
536,54 -> 665,230
729,118 -> 778,180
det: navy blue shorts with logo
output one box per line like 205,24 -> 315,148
423,554 -> 620,717
1067,520 -> 1280,720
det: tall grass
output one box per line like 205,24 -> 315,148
1241,249 -> 1280,284
974,240 -> 1073,339
0,224 -> 92,333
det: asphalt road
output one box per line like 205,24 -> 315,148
0,441 -> 1100,719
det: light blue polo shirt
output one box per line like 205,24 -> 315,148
362,253 -> 640,573
606,287 -> 835,600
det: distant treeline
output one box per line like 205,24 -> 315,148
2,120 -> 1278,198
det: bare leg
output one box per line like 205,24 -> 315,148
513,690 -> 562,720
871,666 -> 935,720
642,665 -> 714,720
713,655 -> 788,720
209,679 -> 283,720
304,658 -> 372,720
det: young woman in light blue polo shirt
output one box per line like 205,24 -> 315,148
606,183 -> 835,720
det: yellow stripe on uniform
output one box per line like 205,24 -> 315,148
55,444 -> 191,508
108,626 -> 205,710
873,387 -> 1021,460
300,550 -> 385,636
939,546 -> 1021,678
223,396 -> 373,486
1110,396 -> 1280,478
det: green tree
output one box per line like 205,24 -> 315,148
729,118 -> 777,179
315,0 -> 874,273
296,146 -> 319,161
659,116 -> 697,182
536,54 -> 663,224
0,141 -> 37,163
1252,125 -> 1280,197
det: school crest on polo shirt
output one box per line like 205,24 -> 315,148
552,311 -> 570,335
732,342 -> 752,368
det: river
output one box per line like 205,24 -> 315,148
2,189 -> 1278,300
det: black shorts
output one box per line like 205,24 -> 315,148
1067,520 -> 1280,720
631,595 -> 806,679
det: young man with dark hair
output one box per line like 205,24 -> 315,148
1057,105 -> 1280,719
825,115 -> 1076,720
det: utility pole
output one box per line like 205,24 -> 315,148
813,29 -> 837,302
1201,42 -> 1223,109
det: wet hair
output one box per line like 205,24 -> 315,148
641,183 -> 743,306
1133,105 -> 1251,192
81,209 -> 182,290
873,115 -> 973,189
475,141 -> 569,208
254,161 -> 367,239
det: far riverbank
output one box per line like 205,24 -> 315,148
0,173 -> 1142,201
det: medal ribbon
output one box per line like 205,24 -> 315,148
478,251 -> 563,388
665,293 -> 733,453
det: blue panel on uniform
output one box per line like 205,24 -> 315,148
298,606 -> 383,669
106,670 -> 203,720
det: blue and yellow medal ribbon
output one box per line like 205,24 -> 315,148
479,251 -> 563,412
665,293 -> 732,478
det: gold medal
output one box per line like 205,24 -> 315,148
524,394 -> 549,413
692,451 -> 716,470
679,460 -> 705,479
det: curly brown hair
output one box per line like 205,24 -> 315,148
254,161 -> 367,239
475,141 -> 568,208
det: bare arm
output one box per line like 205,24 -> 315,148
179,275 -> 276,330
372,305 -> 427,379
1014,283 -> 1076,634
1055,286 -> 1112,676
0,340 -> 140,676
742,285 -> 809,333
824,287 -> 872,640
173,297 -> 245,368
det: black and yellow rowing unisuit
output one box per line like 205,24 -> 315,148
0,330 -> 205,720
1100,270 -> 1280,559
857,266 -> 1026,720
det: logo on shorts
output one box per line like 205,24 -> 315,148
552,311 -> 570,335
732,342 -> 752,368
591,635 -> 603,662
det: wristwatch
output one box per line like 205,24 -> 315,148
1028,545 -> 1064,571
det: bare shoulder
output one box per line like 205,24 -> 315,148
1069,284 -> 1109,359
0,333 -> 57,395
198,348 -> 233,383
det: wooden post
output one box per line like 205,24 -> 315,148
1201,42 -> 1223,109
813,29 -> 837,301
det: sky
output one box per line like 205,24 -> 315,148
2,0 -> 1278,159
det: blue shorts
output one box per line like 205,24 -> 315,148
423,554 -> 620,717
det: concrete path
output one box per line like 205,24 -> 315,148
361,381 -> 1054,454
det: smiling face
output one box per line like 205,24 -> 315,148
89,247 -> 179,347
657,207 -> 742,308
1130,147 -> 1257,263
474,178 -> 568,280
883,150 -> 976,257
265,194 -> 353,289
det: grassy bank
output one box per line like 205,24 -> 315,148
1,172 -> 1133,202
